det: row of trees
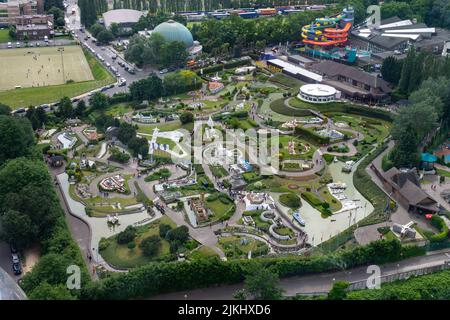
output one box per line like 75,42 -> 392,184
379,0 -> 450,29
132,12 -> 187,34
111,0 -> 336,13
125,33 -> 188,67
0,111 -> 89,299
129,70 -> 202,101
389,76 -> 450,168
381,49 -> 450,96
191,8 -> 336,54
79,239 -> 424,299
79,0 -> 108,27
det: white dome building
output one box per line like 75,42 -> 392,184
298,84 -> 338,103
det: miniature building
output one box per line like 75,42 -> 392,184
189,194 -> 209,223
244,192 -> 273,211
298,84 -> 338,103
392,221 -> 416,238
99,175 -> 126,193
371,166 -> 439,213
49,155 -> 64,167
208,81 -> 225,94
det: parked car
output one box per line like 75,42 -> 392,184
127,68 -> 136,74
12,253 -> 20,265
12,262 -> 22,275
9,243 -> 18,254
159,68 -> 168,74
7,42 -> 12,48
16,42 -> 20,48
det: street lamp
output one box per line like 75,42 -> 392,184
58,47 -> 66,83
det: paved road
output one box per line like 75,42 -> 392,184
150,249 -> 450,299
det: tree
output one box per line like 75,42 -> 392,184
109,22 -> 120,37
29,282 -> 76,300
139,235 -> 161,257
110,147 -> 130,163
117,122 -> 137,145
128,136 -> 148,157
244,268 -> 283,300
328,281 -> 349,300
89,92 -> 109,110
381,56 -> 403,85
116,226 -> 137,244
159,223 -> 172,238
390,124 -> 420,168
89,23 -> 106,38
0,103 -> 12,115
57,96 -> 73,119
0,116 -> 34,164
166,225 -> 189,244
74,100 -> 86,117
129,73 -> 164,101
160,41 -> 188,68
20,253 -> 78,292
97,30 -> 115,44
1,210 -> 36,248
179,112 -> 194,124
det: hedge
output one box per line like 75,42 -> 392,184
429,215 -> 449,242
270,98 -> 312,117
318,142 -> 390,252
80,239 -> 424,300
347,269 -> 450,300
290,100 -> 394,122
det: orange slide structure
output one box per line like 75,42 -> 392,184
303,22 -> 352,46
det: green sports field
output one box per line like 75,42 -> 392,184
0,46 -> 115,109
0,46 -> 93,91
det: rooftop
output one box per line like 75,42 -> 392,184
102,9 -> 144,28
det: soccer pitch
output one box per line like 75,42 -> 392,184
0,46 -> 94,91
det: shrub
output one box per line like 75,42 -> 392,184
166,226 -> 189,244
117,226 -> 137,245
159,224 -> 173,238
80,239 -> 424,300
140,236 -> 161,257
279,193 -> 301,209
429,215 -> 449,242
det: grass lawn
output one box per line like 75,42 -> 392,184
105,103 -> 133,117
0,29 -> 12,43
0,46 -> 115,108
156,136 -> 177,150
99,216 -> 176,269
186,246 -> 219,261
205,198 -> 235,223
144,168 -> 171,182
137,121 -> 194,134
268,73 -> 303,89
219,235 -> 269,259
209,165 -> 228,178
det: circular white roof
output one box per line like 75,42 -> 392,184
300,84 -> 336,97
